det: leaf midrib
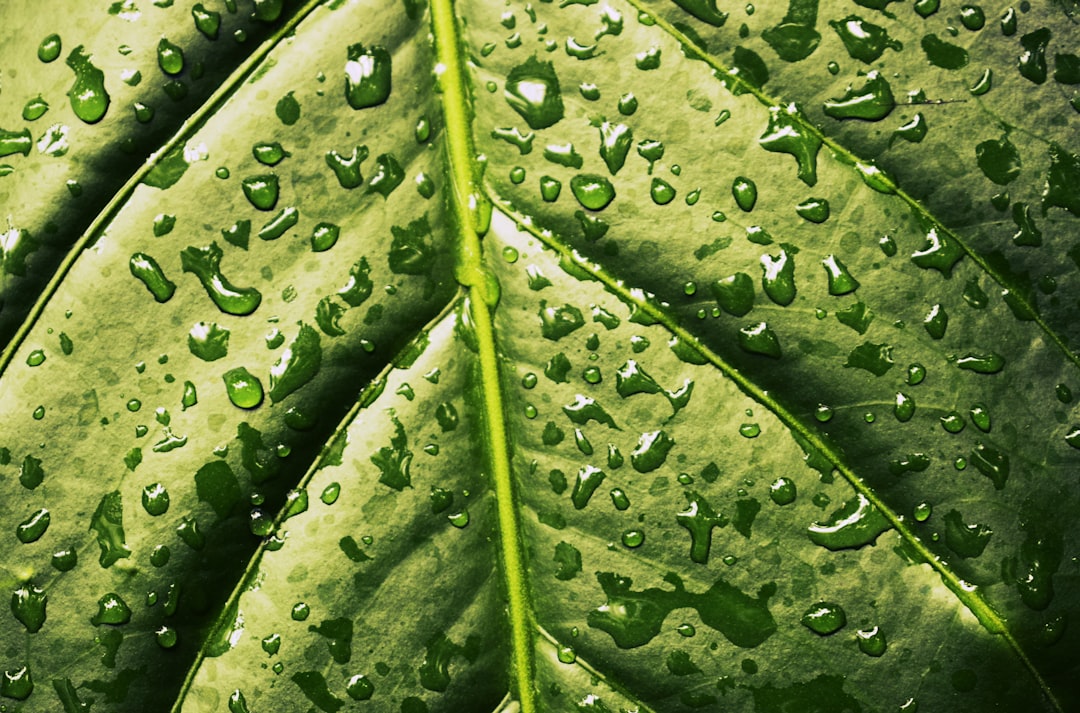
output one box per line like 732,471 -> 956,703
17,0 -> 1066,709
429,1 -> 539,712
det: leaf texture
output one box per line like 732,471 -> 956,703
0,0 -> 1078,711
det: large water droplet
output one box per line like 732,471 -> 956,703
129,253 -> 176,303
823,71 -> 894,120
223,367 -> 264,409
504,57 -> 564,129
345,44 -> 392,109
38,34 -> 62,63
807,493 -> 892,549
91,592 -> 132,626
241,174 -> 280,210
65,46 -> 110,123
180,242 -> 262,315
16,509 -> 50,543
157,38 -> 185,75
11,584 -> 47,632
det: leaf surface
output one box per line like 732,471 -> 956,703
0,0 -> 1078,711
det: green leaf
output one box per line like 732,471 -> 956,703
0,0 -> 1078,712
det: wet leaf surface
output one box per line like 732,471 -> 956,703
0,0 -> 1078,711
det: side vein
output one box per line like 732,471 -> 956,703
489,193 -> 1064,713
429,0 -> 537,711
620,0 -> 1080,373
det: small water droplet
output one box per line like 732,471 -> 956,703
66,46 -> 110,123
856,626 -> 887,656
91,593 -> 132,626
801,601 -> 846,635
622,529 -> 645,548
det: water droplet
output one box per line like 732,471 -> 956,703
598,121 -> 632,174
22,95 -> 49,122
732,176 -> 757,211
631,430 -> 675,472
970,67 -> 993,95
66,46 -> 110,123
844,342 -> 894,376
38,34 -> 62,62
801,601 -> 846,635
90,491 -> 131,567
589,571 -> 776,649
635,46 -> 661,70
569,174 -> 615,211
677,491 -> 726,563
921,34 -> 969,70
830,16 -> 902,64
808,493 -> 892,549
157,38 -> 184,75
796,198 -> 829,223
0,667 -> 33,700
192,3 -> 221,38
760,245 -> 797,306
16,508 -> 51,543
505,57 -> 564,129
10,584 -> 47,632
129,253 -> 176,303
241,174 -> 279,210
610,488 -> 630,510
270,91 -> 300,125
346,674 -> 374,700
823,70 -> 894,120
223,367 -> 264,409
762,3 -> 820,61
188,321 -> 230,361
955,352 -> 1004,374
1018,29 -> 1051,84
769,477 -> 796,505
253,141 -> 288,166
539,301 -> 585,340
943,509 -> 992,558
822,255 -> 859,295
738,322 -> 782,358
91,593 -> 132,626
894,392 -> 915,422
622,529 -> 645,548
180,242 -> 262,315
975,135 -> 1021,185
618,92 -> 638,115
856,626 -> 887,656
651,177 -> 676,205
142,483 -> 170,516
0,128 -> 32,159
156,625 -> 179,648
345,44 -> 392,109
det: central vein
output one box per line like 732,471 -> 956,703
429,1 -> 537,710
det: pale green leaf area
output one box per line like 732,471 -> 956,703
0,0 -> 1078,711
